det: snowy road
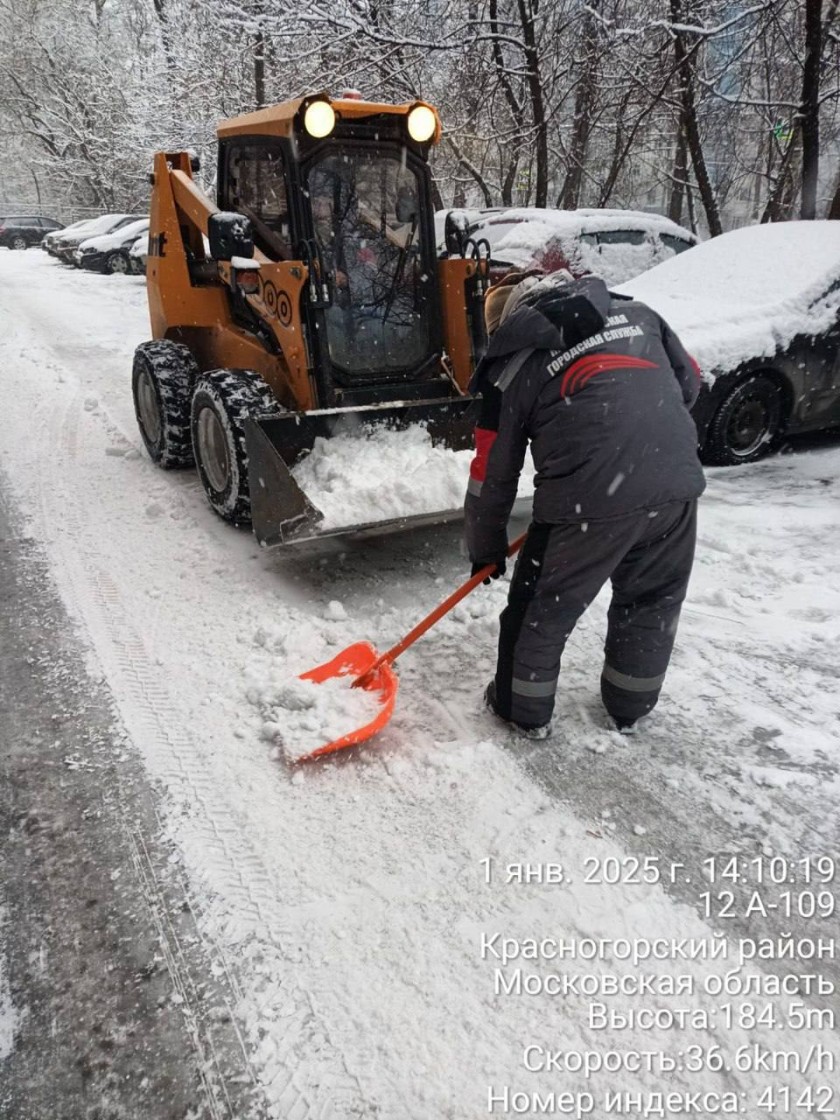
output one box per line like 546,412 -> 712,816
1,250 -> 838,1117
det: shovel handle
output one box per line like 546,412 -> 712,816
354,531 -> 527,686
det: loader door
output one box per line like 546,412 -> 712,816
223,140 -> 294,262
304,146 -> 440,387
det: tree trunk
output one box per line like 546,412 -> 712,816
668,112 -> 688,225
828,175 -> 840,220
800,0 -> 821,219
685,174 -> 698,235
444,136 -> 493,207
559,4 -> 599,210
597,91 -> 631,206
30,167 -> 42,209
501,158 -> 519,207
517,0 -> 548,207
490,0 -> 524,206
254,24 -> 266,108
761,126 -> 801,223
671,0 -> 723,236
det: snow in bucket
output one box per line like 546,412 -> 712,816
291,422 -> 535,530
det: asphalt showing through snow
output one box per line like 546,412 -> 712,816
0,479 -> 269,1120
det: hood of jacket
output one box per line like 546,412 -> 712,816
471,275 -> 612,390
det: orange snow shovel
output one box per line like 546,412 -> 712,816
294,532 -> 528,763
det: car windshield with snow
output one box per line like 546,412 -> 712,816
616,220 -> 840,464
440,207 -> 698,286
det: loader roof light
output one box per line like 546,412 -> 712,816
303,99 -> 336,139
407,104 -> 436,143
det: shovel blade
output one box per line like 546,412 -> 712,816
294,641 -> 398,763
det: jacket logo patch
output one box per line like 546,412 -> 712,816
547,322 -> 645,377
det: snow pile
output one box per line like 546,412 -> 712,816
615,220 -> 840,377
249,672 -> 384,762
292,423 -> 534,530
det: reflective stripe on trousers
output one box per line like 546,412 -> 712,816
601,664 -> 666,693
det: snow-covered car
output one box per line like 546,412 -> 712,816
74,218 -> 149,274
128,232 -> 148,275
615,221 -> 840,465
42,218 -> 98,256
434,207 -> 505,254
53,214 -> 144,263
449,207 -> 697,285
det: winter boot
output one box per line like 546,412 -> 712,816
484,681 -> 552,740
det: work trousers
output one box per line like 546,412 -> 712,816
494,500 -> 698,728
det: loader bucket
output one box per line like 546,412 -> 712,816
244,397 -> 476,547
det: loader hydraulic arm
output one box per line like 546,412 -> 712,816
146,151 -> 317,410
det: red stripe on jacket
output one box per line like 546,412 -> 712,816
560,354 -> 658,398
470,426 -> 498,483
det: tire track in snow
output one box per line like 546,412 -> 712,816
0,270 -> 418,1115
127,826 -> 239,1120
31,377 -> 367,1117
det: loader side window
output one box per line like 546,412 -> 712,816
227,143 -> 292,261
306,149 -> 433,377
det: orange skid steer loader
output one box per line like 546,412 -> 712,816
132,94 -> 490,545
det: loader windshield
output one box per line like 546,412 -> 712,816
307,150 -> 434,377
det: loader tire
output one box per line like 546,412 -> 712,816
132,340 -> 198,468
190,369 -> 279,527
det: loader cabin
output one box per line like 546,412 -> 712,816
156,94 -> 483,411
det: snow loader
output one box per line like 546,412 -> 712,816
132,94 -> 490,545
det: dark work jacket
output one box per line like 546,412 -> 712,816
464,276 -> 706,565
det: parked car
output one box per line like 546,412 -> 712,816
75,218 -> 149,274
53,214 -> 144,263
444,207 -> 698,285
615,221 -> 840,465
434,207 -> 505,254
128,232 -> 148,275
43,218 -> 99,256
0,215 -> 63,249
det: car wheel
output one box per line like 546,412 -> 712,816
702,374 -> 784,466
106,251 -> 130,275
11,235 -> 27,251
191,369 -> 279,526
132,340 -> 198,468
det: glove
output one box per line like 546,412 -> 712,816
472,558 -> 506,585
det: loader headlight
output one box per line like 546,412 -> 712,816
303,99 -> 336,139
406,104 -> 437,143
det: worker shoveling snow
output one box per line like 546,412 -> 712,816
250,674 -> 384,763
290,423 -> 535,531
